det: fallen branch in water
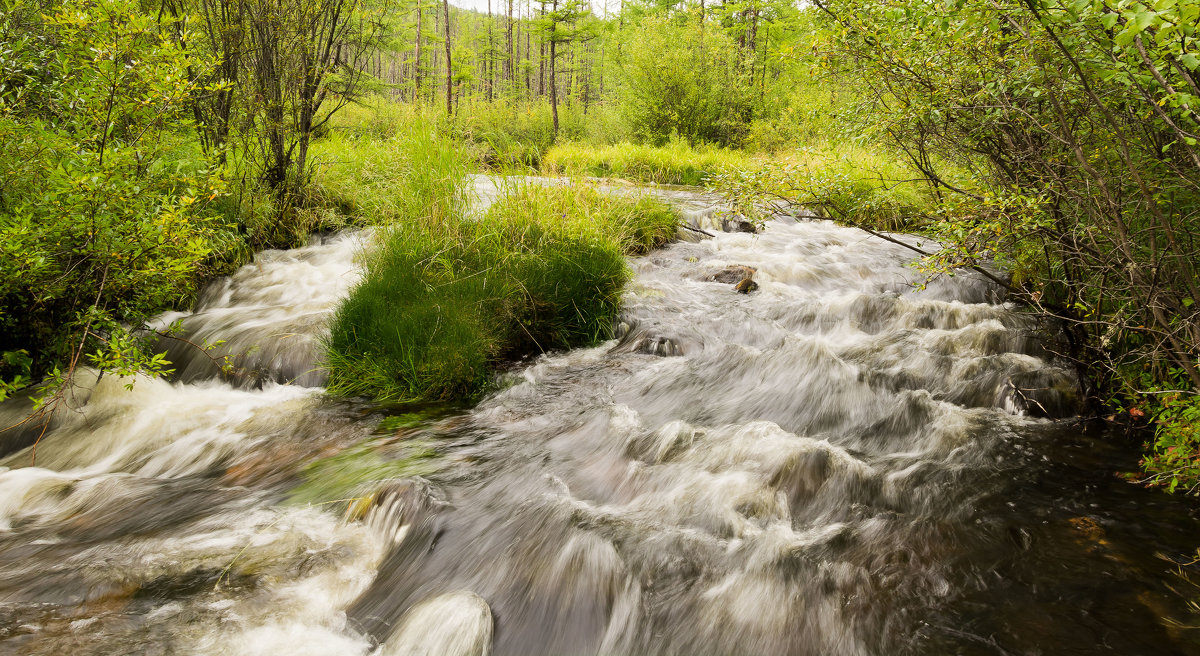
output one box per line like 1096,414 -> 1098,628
677,222 -> 715,238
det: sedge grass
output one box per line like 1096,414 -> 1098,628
325,163 -> 679,403
543,139 -> 752,186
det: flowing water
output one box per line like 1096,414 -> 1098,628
1,181 -> 1198,656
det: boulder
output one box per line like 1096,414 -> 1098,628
706,265 -> 757,284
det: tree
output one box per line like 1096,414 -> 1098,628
0,0 -> 229,396
443,0 -> 452,113
240,0 -> 384,194
532,0 -> 592,134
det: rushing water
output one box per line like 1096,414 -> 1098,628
1,182 -> 1198,656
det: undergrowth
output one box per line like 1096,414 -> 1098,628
711,142 -> 938,232
543,139 -> 752,186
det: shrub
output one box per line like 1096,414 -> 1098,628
1141,393 -> 1200,495
615,16 -> 755,147
0,0 -> 235,385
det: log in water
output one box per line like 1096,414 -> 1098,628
0,183 -> 1197,656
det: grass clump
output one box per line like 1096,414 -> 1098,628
326,174 -> 679,403
446,101 -> 631,172
543,139 -> 753,186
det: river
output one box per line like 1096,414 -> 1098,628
0,180 -> 1197,655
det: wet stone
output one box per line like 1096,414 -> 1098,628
705,265 -> 757,284
735,278 -> 759,294
720,216 -> 759,233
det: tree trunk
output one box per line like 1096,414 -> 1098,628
596,0 -> 604,99
443,0 -> 452,114
549,0 -> 558,134
505,0 -> 514,87
525,0 -> 532,95
414,0 -> 423,103
487,0 -> 494,102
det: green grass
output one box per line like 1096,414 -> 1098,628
543,139 -> 753,186
779,143 -> 935,230
325,170 -> 679,403
708,141 -> 940,232
308,117 -> 467,226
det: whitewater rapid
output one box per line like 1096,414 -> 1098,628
0,181 -> 1195,656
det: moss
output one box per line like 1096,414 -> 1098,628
288,438 -> 440,506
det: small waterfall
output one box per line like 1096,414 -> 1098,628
149,230 -> 369,387
0,182 -> 1195,656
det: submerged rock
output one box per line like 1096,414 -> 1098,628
376,591 -> 493,656
706,265 -> 757,284
610,323 -> 686,357
720,215 -> 759,233
347,477 -> 444,546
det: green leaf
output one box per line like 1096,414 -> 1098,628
1133,10 -> 1157,31
1100,12 -> 1120,29
1115,25 -> 1138,46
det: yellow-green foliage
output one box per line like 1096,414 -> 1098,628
326,95 -> 632,172
543,140 -> 753,186
322,95 -> 425,139
445,101 -> 629,170
781,143 -> 934,227
713,141 -> 935,232
0,0 -> 237,383
490,183 -> 681,256
308,125 -> 464,225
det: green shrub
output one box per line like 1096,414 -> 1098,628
615,16 -> 755,147
1137,392 -> 1200,495
0,0 -> 237,383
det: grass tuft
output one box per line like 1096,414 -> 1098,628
325,168 -> 679,403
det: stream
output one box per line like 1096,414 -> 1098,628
0,179 -> 1198,655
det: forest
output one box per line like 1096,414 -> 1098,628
1,0 -> 1199,497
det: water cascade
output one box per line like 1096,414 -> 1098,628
0,183 -> 1196,656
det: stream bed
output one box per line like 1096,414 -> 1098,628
1,181 -> 1198,655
